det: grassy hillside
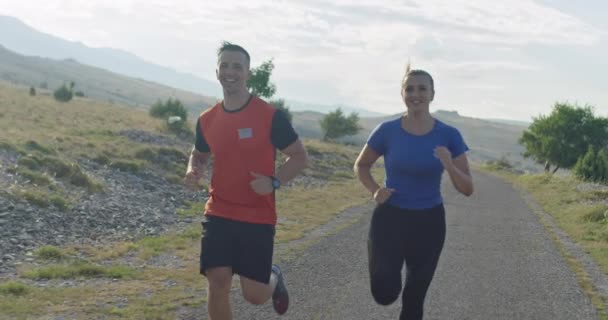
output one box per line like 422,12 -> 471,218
0,45 -> 216,114
0,80 -> 382,319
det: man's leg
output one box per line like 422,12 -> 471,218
200,216 -> 236,320
233,221 -> 289,314
206,267 -> 234,320
240,273 -> 277,304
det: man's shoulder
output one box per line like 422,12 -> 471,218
250,96 -> 276,112
198,102 -> 222,121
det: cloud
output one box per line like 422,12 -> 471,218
1,0 -> 606,119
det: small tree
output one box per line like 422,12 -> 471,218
53,84 -> 73,102
74,91 -> 85,97
519,102 -> 608,173
320,108 -> 362,141
269,98 -> 293,122
29,86 -> 36,96
247,59 -> 276,98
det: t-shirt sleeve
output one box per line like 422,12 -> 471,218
367,123 -> 387,155
271,110 -> 299,150
448,128 -> 469,158
194,119 -> 210,152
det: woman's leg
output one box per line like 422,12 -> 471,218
368,203 -> 407,305
400,205 -> 446,320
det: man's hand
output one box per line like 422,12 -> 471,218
184,169 -> 203,190
373,187 -> 395,204
250,172 -> 274,195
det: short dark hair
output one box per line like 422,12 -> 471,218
402,62 -> 435,93
217,41 -> 250,65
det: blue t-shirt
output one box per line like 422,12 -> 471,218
367,117 -> 469,210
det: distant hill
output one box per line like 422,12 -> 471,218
0,45 -> 216,113
0,15 -> 392,117
0,15 -> 222,98
292,109 -> 540,172
286,100 -> 386,117
484,118 -> 530,127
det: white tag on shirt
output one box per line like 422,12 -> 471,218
238,128 -> 253,139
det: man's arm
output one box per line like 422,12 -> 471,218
187,148 -> 211,175
184,148 -> 211,189
275,139 -> 309,185
185,119 -> 211,189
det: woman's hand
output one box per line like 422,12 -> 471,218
434,146 -> 453,168
373,187 -> 395,204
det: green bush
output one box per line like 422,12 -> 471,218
110,160 -> 141,173
18,169 -> 51,186
22,191 -> 49,207
49,195 -> 69,211
45,157 -> 74,178
53,84 -> 73,102
92,154 -> 110,165
149,98 -> 187,121
574,148 -> 608,183
34,246 -> 64,260
17,155 -> 42,170
0,282 -> 29,296
24,140 -> 54,155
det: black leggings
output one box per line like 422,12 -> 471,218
368,203 -> 446,320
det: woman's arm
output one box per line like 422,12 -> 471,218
354,145 -> 394,203
444,152 -> 474,196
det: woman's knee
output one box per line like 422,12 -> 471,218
371,275 -> 402,305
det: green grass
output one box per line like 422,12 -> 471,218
0,81 -> 190,206
22,262 -> 137,280
34,246 -> 65,260
0,281 -> 29,296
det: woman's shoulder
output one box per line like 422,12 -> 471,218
380,117 -> 402,128
372,117 -> 401,132
434,119 -> 465,140
434,119 -> 460,132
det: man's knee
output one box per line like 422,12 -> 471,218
206,267 -> 233,294
240,276 -> 271,305
242,291 -> 268,305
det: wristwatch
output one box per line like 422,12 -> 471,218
271,176 -> 281,190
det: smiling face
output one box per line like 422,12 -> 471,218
216,50 -> 250,96
401,73 -> 435,112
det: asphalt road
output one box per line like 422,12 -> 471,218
188,171 -> 598,320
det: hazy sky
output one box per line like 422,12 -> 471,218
1,0 -> 607,121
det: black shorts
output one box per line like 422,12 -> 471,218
200,215 -> 275,284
